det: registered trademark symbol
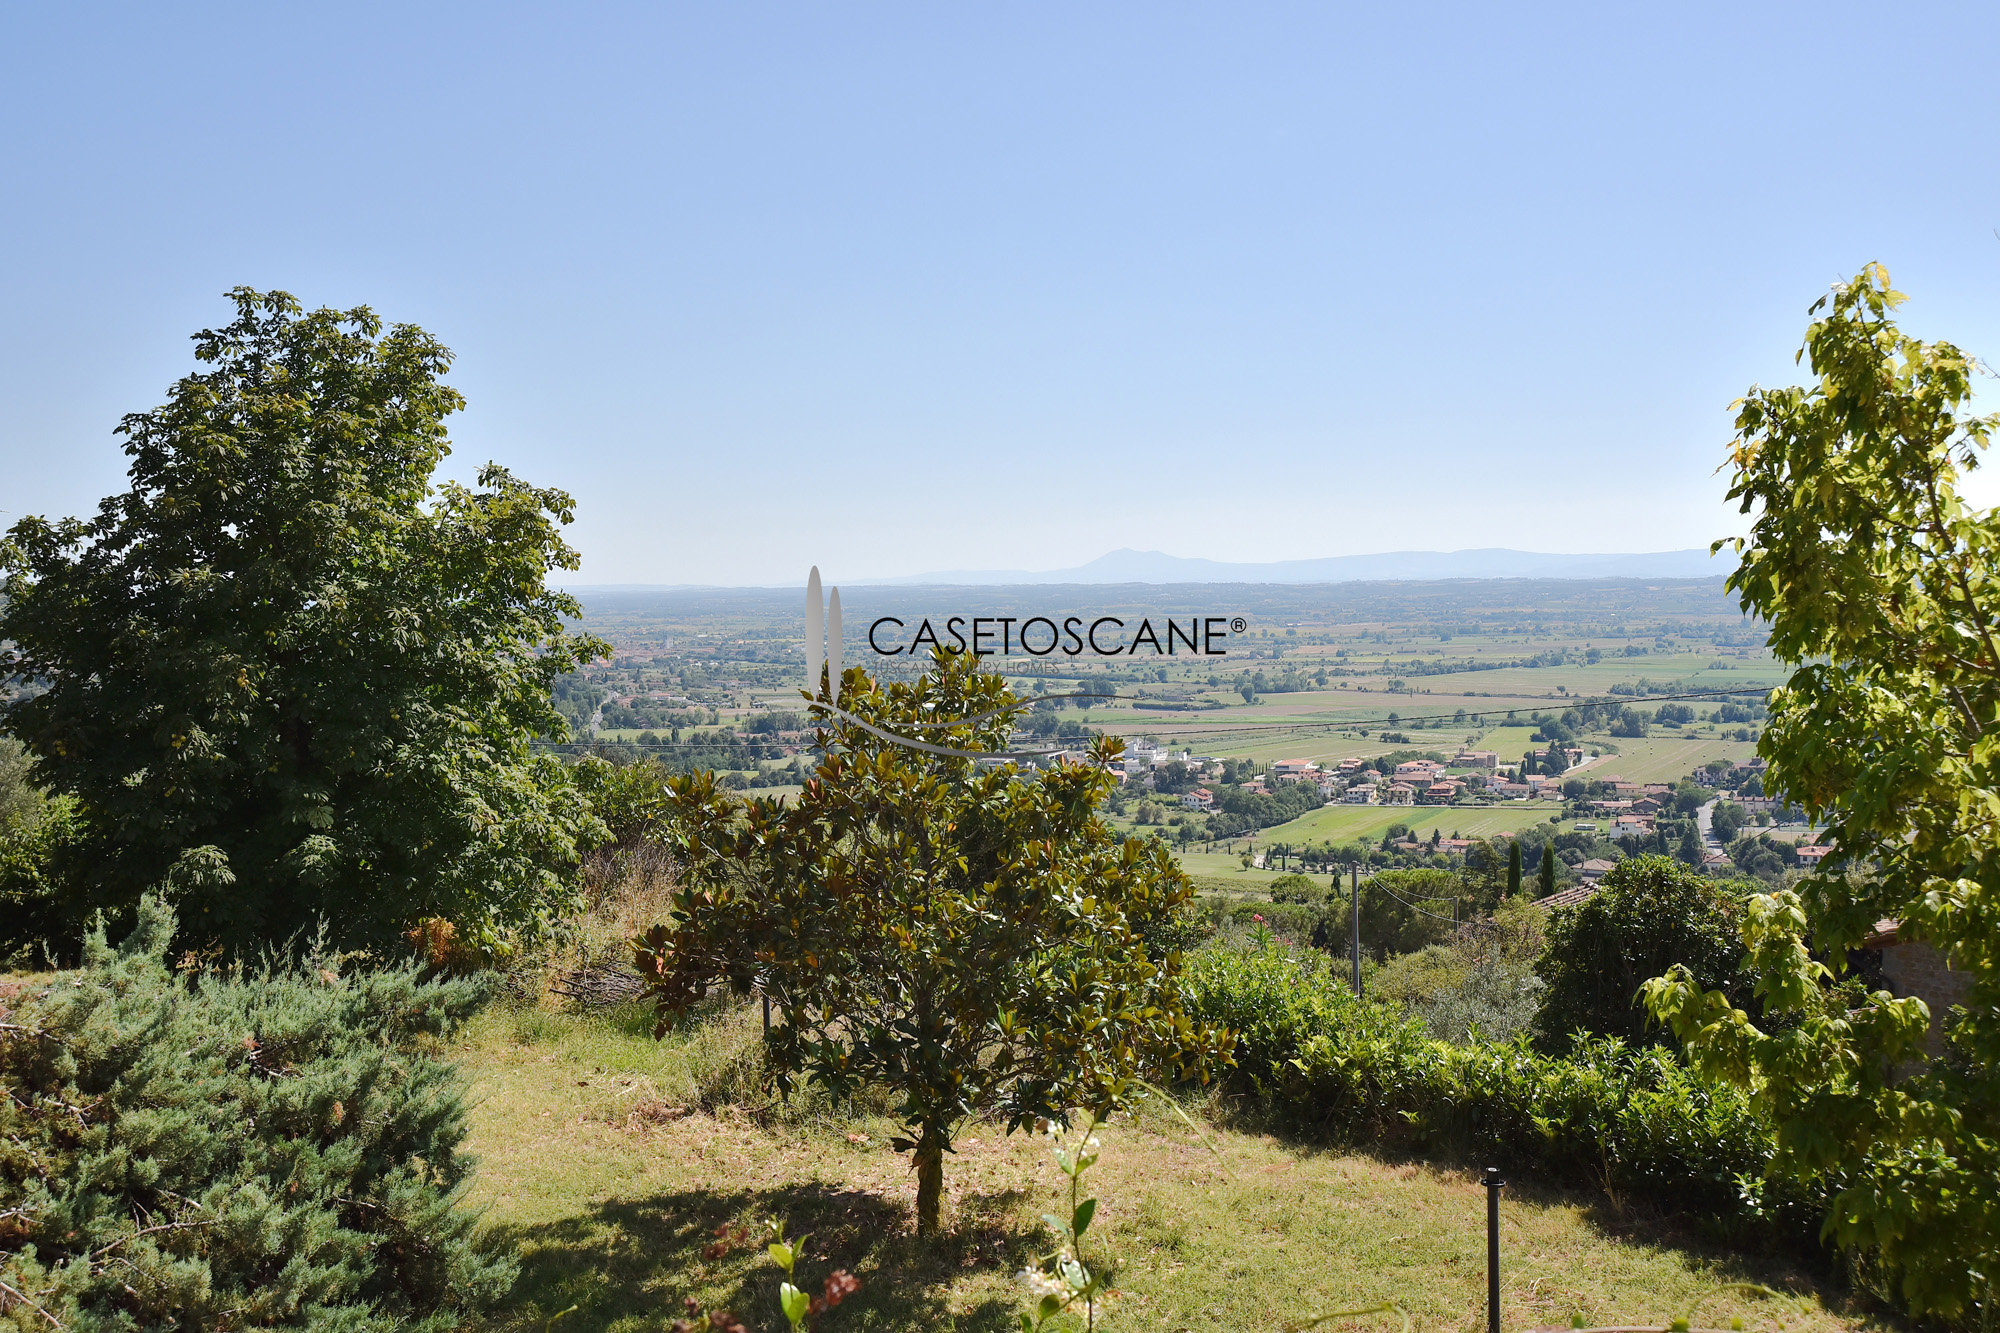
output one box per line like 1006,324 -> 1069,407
1229,617 -> 1247,633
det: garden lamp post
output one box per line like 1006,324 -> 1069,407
1485,1167 -> 1504,1333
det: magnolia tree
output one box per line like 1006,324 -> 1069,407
634,650 -> 1232,1233
1646,266 -> 1998,1320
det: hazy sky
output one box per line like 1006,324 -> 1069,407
6,3 -> 2000,586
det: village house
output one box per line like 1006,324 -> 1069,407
1452,750 -> 1499,770
1609,816 -> 1655,842
1578,857 -> 1619,881
1394,759 -> 1444,783
1341,784 -> 1379,804
1182,787 -> 1214,811
1795,844 -> 1833,865
1490,781 -> 1532,799
1631,797 -> 1662,816
1383,782 -> 1416,805
1421,781 -> 1458,804
1271,758 -> 1318,782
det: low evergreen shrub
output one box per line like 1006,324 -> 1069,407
1182,943 -> 1826,1246
0,896 -> 514,1330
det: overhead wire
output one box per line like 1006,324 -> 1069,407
533,683 -> 1773,752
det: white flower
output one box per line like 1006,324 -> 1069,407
1017,1269 -> 1067,1299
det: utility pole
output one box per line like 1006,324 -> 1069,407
1350,863 -> 1362,997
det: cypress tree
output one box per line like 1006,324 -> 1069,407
1539,844 -> 1558,896
1507,837 -> 1524,898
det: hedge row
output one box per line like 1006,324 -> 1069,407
1181,943 -> 1828,1246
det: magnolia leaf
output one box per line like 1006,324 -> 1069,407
779,1281 -> 810,1327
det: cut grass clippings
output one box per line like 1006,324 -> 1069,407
461,998 -> 1888,1333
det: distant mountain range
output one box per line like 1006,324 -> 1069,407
846,547 -> 1731,586
566,547 -> 1733,593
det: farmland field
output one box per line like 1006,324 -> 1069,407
1252,801 -> 1573,847
556,579 -> 1778,854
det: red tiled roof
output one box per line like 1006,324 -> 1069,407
1536,884 -> 1599,911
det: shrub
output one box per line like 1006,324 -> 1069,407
1265,872 -> 1321,904
0,799 -> 83,968
0,896 -> 512,1329
0,737 -> 44,833
1374,900 -> 1549,1046
1534,855 -> 1752,1053
1411,956 -> 1545,1046
1346,868 -> 1462,958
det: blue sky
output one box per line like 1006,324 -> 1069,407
6,2 -> 2000,586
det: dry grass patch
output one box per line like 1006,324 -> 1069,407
460,1001 -> 1891,1333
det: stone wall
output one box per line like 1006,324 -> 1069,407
1879,938 -> 1970,1052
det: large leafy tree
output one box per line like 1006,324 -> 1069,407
634,650 -> 1232,1234
1646,266 -> 1998,1320
1535,854 -> 1749,1053
0,289 -> 607,955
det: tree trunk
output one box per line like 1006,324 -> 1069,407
914,1122 -> 945,1235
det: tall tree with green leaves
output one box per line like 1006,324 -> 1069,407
0,289 -> 607,955
1538,854 -> 1750,1053
634,650 -> 1232,1234
1646,265 -> 1999,1320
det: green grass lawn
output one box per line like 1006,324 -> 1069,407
461,998 -> 1882,1333
1172,850 -> 1292,885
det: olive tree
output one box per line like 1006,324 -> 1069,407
0,289 -> 607,955
1646,266 -> 1999,1320
634,650 -> 1232,1233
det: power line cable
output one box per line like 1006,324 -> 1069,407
536,684 -> 1771,752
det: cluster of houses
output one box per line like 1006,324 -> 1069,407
1165,748 -> 1564,811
